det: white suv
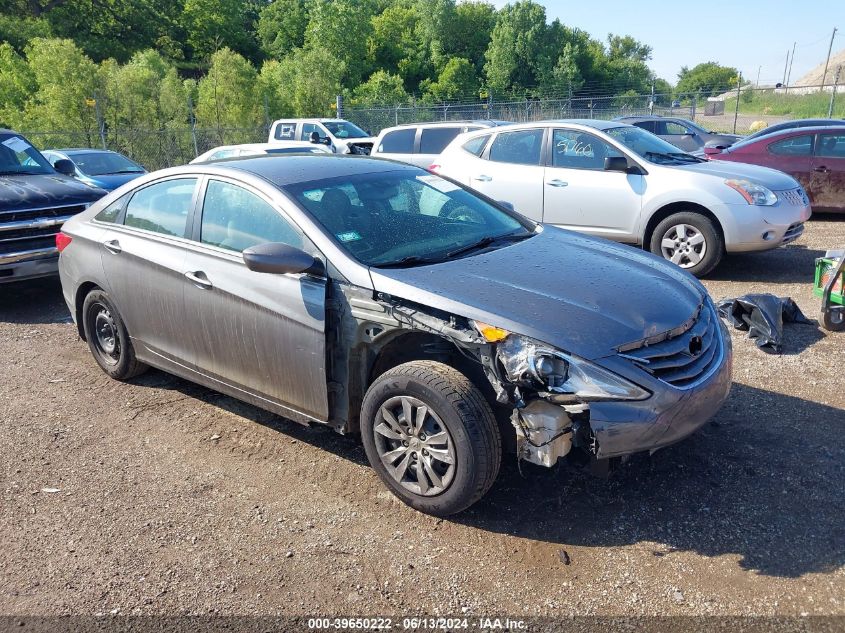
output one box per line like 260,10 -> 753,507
371,120 -> 505,168
268,118 -> 375,155
433,120 -> 812,276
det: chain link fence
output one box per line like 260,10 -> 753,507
20,83 -> 844,171
344,84 -> 845,138
23,126 -> 268,172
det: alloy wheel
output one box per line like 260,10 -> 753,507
373,395 -> 456,497
660,223 -> 707,269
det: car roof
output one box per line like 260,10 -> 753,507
379,120 -> 508,132
213,154 -> 418,188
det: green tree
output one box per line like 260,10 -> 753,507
304,0 -> 375,87
676,61 -> 738,97
24,37 -> 100,139
483,0 -> 557,95
351,69 -> 409,106
257,0 -> 309,59
452,1 -> 495,74
260,46 -> 343,117
367,2 -> 425,88
421,57 -> 477,102
0,14 -> 51,53
0,42 -> 35,128
183,0 -> 260,62
102,50 -> 172,130
195,47 -> 261,138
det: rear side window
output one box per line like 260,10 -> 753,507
769,135 -> 813,156
816,133 -> 845,158
664,121 -> 689,135
462,135 -> 490,156
379,129 -> 415,154
124,178 -> 197,237
419,127 -> 462,154
274,123 -> 296,140
200,180 -> 301,252
634,121 -> 657,133
488,129 -> 544,165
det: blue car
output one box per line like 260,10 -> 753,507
42,148 -> 146,191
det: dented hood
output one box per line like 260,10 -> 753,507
369,227 -> 707,360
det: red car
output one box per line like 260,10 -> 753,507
705,126 -> 845,213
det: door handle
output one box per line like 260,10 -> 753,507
473,174 -> 492,182
185,271 -> 212,289
102,239 -> 122,254
547,179 -> 569,187
813,166 -> 830,173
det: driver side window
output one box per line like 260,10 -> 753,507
200,180 -> 302,253
552,129 -> 622,170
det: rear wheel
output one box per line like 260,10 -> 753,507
650,212 -> 724,277
81,289 -> 147,380
360,361 -> 501,516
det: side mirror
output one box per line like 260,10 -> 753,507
309,131 -> 321,144
604,156 -> 630,172
703,145 -> 723,156
53,159 -> 76,176
497,200 -> 515,212
242,242 -> 319,275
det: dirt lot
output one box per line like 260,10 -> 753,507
1,217 -> 844,622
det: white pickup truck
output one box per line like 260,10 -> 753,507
268,118 -> 375,155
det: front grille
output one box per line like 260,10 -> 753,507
779,188 -> 809,206
0,204 -> 87,224
783,222 -> 804,243
0,204 -> 86,256
620,305 -> 722,388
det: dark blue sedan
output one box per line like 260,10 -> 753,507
42,149 -> 146,192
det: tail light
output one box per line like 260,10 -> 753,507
428,163 -> 441,173
56,232 -> 72,253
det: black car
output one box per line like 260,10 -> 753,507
741,118 -> 845,143
0,130 -> 106,284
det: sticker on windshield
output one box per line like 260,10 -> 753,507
416,174 -> 459,193
2,136 -> 32,154
336,230 -> 362,243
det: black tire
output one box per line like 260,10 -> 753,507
649,211 -> 724,277
360,361 -> 501,516
820,308 -> 845,332
81,289 -> 147,380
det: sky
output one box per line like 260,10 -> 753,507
487,0 -> 845,86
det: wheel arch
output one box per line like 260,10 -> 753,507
643,201 -> 725,248
74,281 -> 101,340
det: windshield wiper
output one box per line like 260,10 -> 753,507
644,151 -> 699,164
668,152 -> 705,163
446,232 -> 532,259
0,170 -> 46,175
374,255 -> 446,269
102,169 -> 144,174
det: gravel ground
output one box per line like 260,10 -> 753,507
1,217 -> 843,621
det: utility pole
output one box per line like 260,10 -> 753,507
785,41 -> 796,93
782,49 -> 790,86
756,65 -> 761,88
822,27 -> 838,87
829,66 -> 842,117
649,78 -> 655,114
733,73 -> 742,134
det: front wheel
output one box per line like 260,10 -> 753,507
360,361 -> 501,516
649,212 -> 724,277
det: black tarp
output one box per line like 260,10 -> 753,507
716,294 -> 813,354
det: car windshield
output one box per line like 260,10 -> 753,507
71,151 -> 144,175
605,126 -> 704,164
323,121 -> 368,139
0,134 -> 53,175
285,170 -> 536,267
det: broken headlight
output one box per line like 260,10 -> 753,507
496,334 -> 650,402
